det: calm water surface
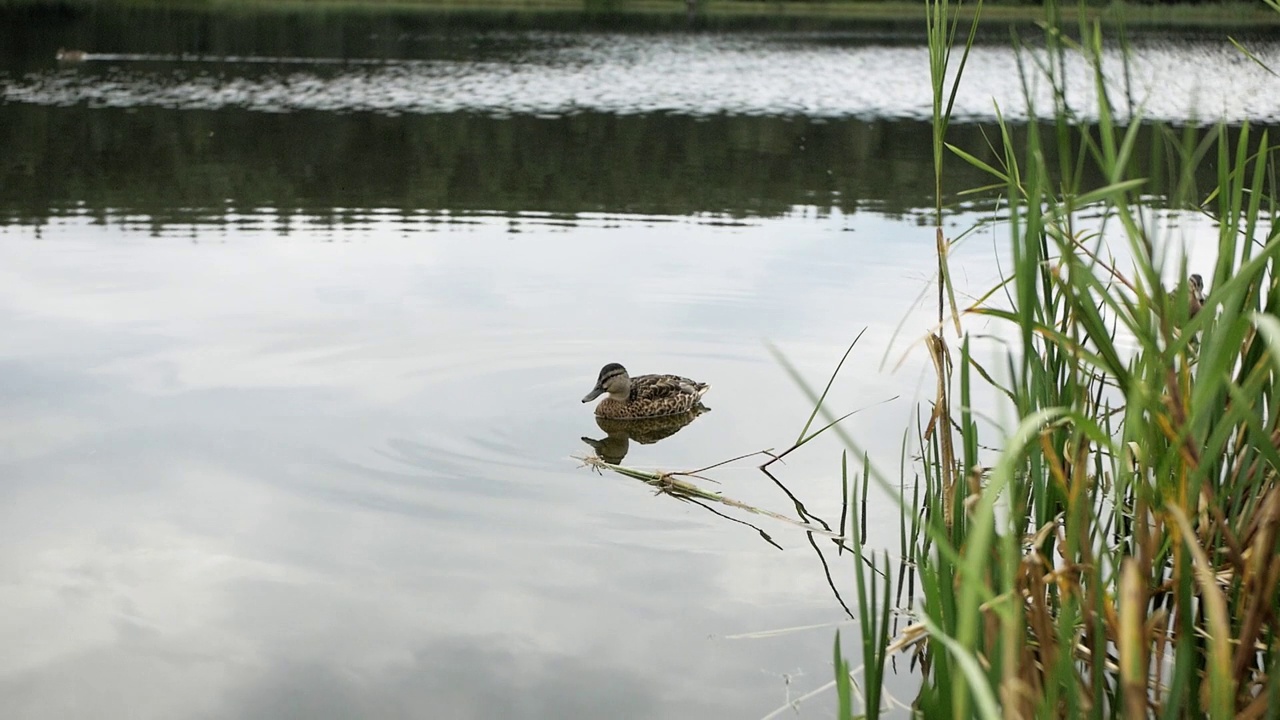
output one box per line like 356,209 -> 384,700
3,211 -> 947,719
0,8 -> 1262,719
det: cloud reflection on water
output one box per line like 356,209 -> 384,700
0,210 -> 934,718
0,201 -> 1231,717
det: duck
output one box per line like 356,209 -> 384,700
1187,273 -> 1205,320
581,363 -> 710,420
56,48 -> 87,63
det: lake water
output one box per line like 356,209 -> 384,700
0,7 -> 1272,719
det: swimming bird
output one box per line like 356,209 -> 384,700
1187,273 -> 1205,320
581,363 -> 710,420
56,48 -> 87,63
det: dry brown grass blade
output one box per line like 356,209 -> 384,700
1233,481 -> 1280,683
1118,558 -> 1150,718
575,454 -> 842,537
1167,502 -> 1238,715
1012,549 -> 1055,717
925,332 -> 957,529
938,227 -> 963,337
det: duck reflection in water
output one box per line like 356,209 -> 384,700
581,405 -> 710,464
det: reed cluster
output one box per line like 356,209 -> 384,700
831,1 -> 1280,716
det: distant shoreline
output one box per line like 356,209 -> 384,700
13,0 -> 1280,29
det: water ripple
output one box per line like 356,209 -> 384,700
5,33 -> 1277,123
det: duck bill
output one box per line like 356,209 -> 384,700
582,385 -> 606,403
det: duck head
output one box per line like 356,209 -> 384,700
582,363 -> 631,403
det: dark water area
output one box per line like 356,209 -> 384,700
1,101 -> 1265,228
2,1 -> 992,65
0,4 -> 1273,719
0,104 -> 920,222
8,0 -> 1278,61
0,104 -> 943,224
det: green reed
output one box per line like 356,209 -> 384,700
822,1 -> 1280,717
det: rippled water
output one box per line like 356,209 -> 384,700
5,32 -> 1280,122
0,8 -> 1259,719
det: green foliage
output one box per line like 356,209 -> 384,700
829,0 -> 1280,717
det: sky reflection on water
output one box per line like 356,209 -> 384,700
1,209 -> 952,718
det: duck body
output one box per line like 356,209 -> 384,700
582,363 -> 710,420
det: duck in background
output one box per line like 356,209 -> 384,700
1187,273 -> 1205,320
